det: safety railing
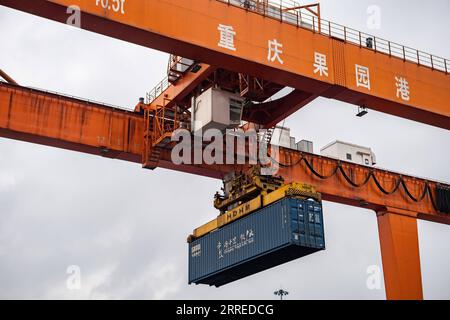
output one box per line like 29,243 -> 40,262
147,56 -> 196,105
146,0 -> 448,105
219,0 -> 449,73
0,80 -> 133,112
146,76 -> 170,104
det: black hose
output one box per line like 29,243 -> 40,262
338,165 -> 372,188
302,157 -> 339,180
371,173 -> 402,195
263,150 -> 441,211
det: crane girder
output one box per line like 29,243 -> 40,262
1,81 -> 448,224
1,0 -> 449,129
1,0 -> 450,300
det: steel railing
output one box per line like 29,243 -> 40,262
146,0 -> 448,105
146,76 -> 170,105
0,80 -> 133,112
218,0 -> 449,72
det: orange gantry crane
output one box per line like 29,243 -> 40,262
0,0 -> 449,300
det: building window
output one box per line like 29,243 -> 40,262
365,159 -> 370,165
346,153 -> 352,160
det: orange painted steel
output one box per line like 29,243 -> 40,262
144,63 -> 216,111
1,81 -> 448,223
377,209 -> 424,300
0,81 -> 229,178
0,1 -> 449,300
276,150 -> 449,225
242,89 -> 318,127
1,81 -> 449,300
1,0 -> 449,129
0,81 -> 143,163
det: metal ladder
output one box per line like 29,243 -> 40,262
262,126 -> 275,145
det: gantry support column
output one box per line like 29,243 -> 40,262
376,208 -> 423,300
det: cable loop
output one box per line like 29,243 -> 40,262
269,152 -> 437,208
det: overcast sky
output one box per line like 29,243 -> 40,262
0,0 -> 449,300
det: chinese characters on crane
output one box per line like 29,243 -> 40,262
355,65 -> 411,100
218,24 -> 286,65
313,52 -> 329,77
267,39 -> 284,65
355,64 -> 371,90
395,76 -> 410,101
218,24 -> 237,51
217,24 -> 411,102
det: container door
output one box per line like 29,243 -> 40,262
297,201 -> 307,246
307,202 -> 316,247
302,201 -> 312,247
289,200 -> 300,244
313,204 -> 325,249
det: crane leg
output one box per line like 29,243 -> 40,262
376,208 -> 423,300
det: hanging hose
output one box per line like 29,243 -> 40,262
434,185 -> 450,213
268,151 -> 444,212
400,179 -> 429,203
302,156 -> 339,179
338,165 -> 372,188
371,173 -> 402,195
277,155 -> 303,168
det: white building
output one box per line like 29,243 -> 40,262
271,126 -> 314,153
320,140 -> 376,166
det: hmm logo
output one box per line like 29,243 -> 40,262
225,202 -> 252,222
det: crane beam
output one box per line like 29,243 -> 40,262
141,63 -> 217,112
1,81 -> 448,223
242,89 -> 318,128
1,81 -> 449,300
1,0 -> 449,129
377,209 -> 423,300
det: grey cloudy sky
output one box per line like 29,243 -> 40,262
0,0 -> 449,299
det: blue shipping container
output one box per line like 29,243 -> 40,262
188,197 -> 325,287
